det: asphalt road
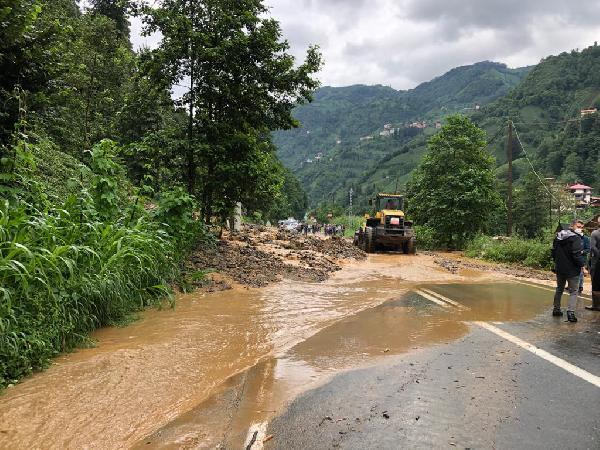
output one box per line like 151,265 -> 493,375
264,285 -> 600,450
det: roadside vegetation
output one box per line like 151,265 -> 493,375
0,0 -> 320,388
464,235 -> 552,269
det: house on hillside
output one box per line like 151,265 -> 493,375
359,136 -> 373,141
580,108 -> 598,116
567,183 -> 593,207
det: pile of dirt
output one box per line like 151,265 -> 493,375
430,253 -> 553,280
188,225 -> 365,288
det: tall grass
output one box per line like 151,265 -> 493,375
0,200 -> 178,386
0,140 -> 208,388
464,234 -> 552,269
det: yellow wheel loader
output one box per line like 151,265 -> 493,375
353,193 -> 416,254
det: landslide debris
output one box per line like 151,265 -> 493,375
188,225 -> 366,288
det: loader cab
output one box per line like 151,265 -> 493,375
378,195 -> 404,211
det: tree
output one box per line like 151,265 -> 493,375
89,0 -> 131,39
0,0 -> 79,147
139,0 -> 322,221
406,115 -> 501,248
513,172 -> 550,238
41,12 -> 135,158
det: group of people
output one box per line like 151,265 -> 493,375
551,216 -> 600,322
296,223 -> 346,236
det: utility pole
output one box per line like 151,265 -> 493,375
348,188 -> 353,224
506,120 -> 513,236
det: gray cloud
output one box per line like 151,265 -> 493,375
130,0 -> 600,90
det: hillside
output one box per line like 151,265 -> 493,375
474,44 -> 600,192
274,61 -> 531,207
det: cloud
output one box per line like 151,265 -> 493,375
130,0 -> 600,89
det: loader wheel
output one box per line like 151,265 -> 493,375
365,227 -> 375,253
406,237 -> 416,254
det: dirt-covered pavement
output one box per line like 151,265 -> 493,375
187,225 -> 366,288
1,230 -> 597,450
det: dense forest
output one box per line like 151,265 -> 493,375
0,0 -> 320,387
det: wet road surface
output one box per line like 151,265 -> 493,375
1,254 -> 598,449
265,284 -> 600,449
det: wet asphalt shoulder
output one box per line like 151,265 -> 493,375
265,318 -> 600,450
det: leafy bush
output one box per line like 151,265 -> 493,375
413,225 -> 437,250
153,186 -> 213,252
465,234 -> 552,269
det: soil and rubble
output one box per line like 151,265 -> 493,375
187,224 -> 366,289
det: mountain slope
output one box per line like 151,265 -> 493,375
274,61 -> 531,206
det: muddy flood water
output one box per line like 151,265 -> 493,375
0,254 -> 557,449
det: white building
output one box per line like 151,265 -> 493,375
568,183 -> 593,206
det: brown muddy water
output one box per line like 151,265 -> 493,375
0,254 -> 552,449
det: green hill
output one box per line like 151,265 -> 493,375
474,44 -> 600,192
274,61 -> 531,207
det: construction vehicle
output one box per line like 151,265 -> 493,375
353,193 -> 416,253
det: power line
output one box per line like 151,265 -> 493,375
511,121 -> 557,202
484,125 -> 505,149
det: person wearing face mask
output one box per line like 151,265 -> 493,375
551,219 -> 586,322
586,216 -> 600,312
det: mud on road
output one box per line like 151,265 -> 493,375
0,239 -> 578,450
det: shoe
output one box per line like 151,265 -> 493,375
566,311 -> 577,323
552,308 -> 563,317
586,291 -> 600,311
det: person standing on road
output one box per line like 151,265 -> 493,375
551,219 -> 586,322
586,216 -> 600,311
579,230 -> 590,293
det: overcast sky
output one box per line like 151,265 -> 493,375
130,0 -> 600,90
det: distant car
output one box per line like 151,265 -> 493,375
284,221 -> 299,231
278,219 -> 299,231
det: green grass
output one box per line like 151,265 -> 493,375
465,234 -> 552,269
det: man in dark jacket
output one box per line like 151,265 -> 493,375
586,216 -> 600,311
551,219 -> 586,322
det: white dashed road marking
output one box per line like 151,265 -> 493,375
415,289 -> 452,308
473,321 -> 600,388
421,288 -> 470,310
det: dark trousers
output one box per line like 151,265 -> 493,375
592,263 -> 600,292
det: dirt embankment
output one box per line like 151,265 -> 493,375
187,225 -> 366,289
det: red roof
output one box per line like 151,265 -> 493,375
568,184 -> 592,190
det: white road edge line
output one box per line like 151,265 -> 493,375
473,321 -> 600,388
244,421 -> 268,449
421,288 -> 469,310
415,290 -> 451,308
